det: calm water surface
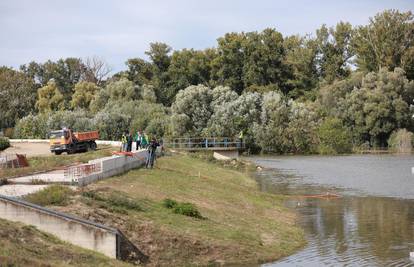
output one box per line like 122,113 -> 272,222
249,154 -> 414,267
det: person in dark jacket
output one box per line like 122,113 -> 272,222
146,137 -> 160,168
127,132 -> 133,152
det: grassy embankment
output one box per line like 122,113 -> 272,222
22,153 -> 306,266
0,145 -> 113,179
0,150 -> 305,266
0,218 -> 131,267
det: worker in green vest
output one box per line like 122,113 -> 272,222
238,130 -> 244,148
141,132 -> 148,149
121,131 -> 128,151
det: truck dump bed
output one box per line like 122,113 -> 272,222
74,131 -> 99,141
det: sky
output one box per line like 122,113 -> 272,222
1,0 -> 413,73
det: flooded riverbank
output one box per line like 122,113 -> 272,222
250,154 -> 414,267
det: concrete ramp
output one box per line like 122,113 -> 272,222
0,194 -> 148,264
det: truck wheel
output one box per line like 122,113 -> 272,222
90,141 -> 97,151
54,151 -> 62,155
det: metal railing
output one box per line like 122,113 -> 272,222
163,137 -> 244,150
64,162 -> 102,183
0,153 -> 29,169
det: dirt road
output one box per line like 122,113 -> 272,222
3,142 -> 51,157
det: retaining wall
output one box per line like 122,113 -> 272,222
0,194 -> 118,258
77,150 -> 148,186
0,195 -> 148,263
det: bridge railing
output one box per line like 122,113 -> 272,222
164,137 -> 244,150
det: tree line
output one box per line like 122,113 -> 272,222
1,9 -> 413,153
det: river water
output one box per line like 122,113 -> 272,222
250,154 -> 414,267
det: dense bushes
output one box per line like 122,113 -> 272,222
317,118 -> 352,154
388,129 -> 413,152
162,198 -> 203,219
0,137 -> 10,151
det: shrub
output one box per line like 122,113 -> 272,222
317,117 -> 352,154
24,185 -> 73,206
173,203 -> 203,219
162,198 -> 203,219
14,114 -> 48,139
162,198 -> 178,209
0,137 -> 10,151
388,129 -> 413,153
106,193 -> 142,211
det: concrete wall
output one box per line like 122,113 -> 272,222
213,150 -> 239,160
77,150 -> 148,186
0,195 -> 118,258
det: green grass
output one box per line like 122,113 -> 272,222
0,146 -> 113,179
15,152 -> 305,266
0,218 -> 132,267
162,198 -> 204,219
82,190 -> 143,214
76,154 -> 306,266
24,185 -> 73,206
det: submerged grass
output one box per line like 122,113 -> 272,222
0,145 -> 113,179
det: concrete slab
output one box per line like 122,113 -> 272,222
0,184 -> 50,197
8,169 -> 70,184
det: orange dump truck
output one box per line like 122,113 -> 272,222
49,129 -> 99,155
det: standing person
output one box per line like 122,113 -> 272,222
134,130 -> 142,151
127,131 -> 133,152
121,131 -> 128,152
238,130 -> 244,148
146,137 -> 160,169
141,132 -> 148,149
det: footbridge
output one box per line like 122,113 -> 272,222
164,137 -> 244,160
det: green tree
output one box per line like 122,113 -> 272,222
242,28 -> 290,93
145,42 -> 172,73
170,85 -> 213,136
253,92 -> 319,153
70,81 -> 100,110
141,84 -> 157,103
145,42 -> 172,105
165,48 -> 215,104
284,35 -> 319,98
0,67 -> 37,129
125,58 -> 154,85
208,91 -> 262,142
353,10 -> 414,78
214,32 -> 245,94
317,117 -> 352,154
21,58 -> 86,103
14,114 -> 48,139
315,22 -> 354,82
340,68 -> 414,146
35,80 -> 65,113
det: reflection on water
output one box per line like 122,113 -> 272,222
251,155 -> 414,267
